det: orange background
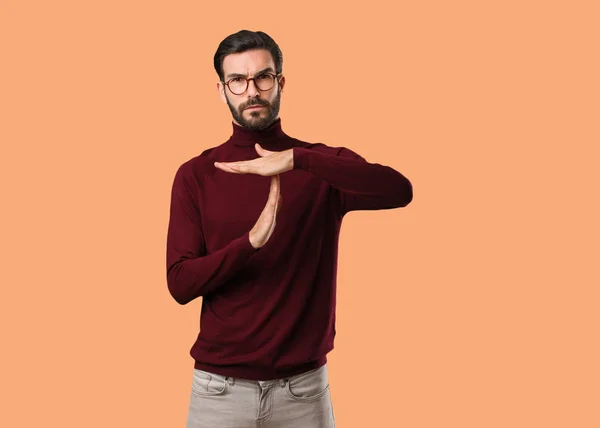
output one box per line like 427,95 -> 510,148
1,1 -> 599,427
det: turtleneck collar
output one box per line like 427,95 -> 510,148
227,117 -> 290,149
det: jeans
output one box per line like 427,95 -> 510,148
185,364 -> 336,427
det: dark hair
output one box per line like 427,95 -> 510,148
213,30 -> 283,82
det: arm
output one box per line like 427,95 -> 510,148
292,146 -> 413,214
166,164 -> 259,305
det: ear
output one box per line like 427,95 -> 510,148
278,75 -> 286,93
217,82 -> 227,104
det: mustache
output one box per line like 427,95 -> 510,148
243,100 -> 269,109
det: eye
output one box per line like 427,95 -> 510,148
257,74 -> 270,80
230,77 -> 243,83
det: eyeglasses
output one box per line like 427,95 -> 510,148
222,72 -> 282,95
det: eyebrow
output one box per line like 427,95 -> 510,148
225,67 -> 276,80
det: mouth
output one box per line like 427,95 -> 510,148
245,105 -> 266,110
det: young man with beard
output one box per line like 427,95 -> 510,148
166,29 -> 413,427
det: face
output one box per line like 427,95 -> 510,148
217,49 -> 285,131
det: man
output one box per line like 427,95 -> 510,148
166,29 -> 413,428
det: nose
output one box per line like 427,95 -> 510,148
246,78 -> 261,98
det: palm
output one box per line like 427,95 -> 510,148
214,144 -> 293,176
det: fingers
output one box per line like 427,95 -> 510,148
267,174 -> 280,208
214,162 -> 239,174
215,161 -> 253,174
249,175 -> 282,249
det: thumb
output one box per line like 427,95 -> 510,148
255,143 -> 269,157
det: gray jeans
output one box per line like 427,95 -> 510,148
185,364 -> 336,428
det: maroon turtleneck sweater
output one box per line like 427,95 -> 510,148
166,118 -> 412,380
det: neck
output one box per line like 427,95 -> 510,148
228,117 -> 288,148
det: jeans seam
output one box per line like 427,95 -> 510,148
285,381 -> 330,402
191,373 -> 229,397
257,386 -> 274,424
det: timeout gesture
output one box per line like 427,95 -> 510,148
214,143 -> 293,176
214,143 -> 287,249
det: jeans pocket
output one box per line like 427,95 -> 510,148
191,369 -> 228,397
284,366 -> 330,402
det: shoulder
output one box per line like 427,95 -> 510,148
172,144 -> 222,186
290,138 -> 365,160
176,153 -> 210,176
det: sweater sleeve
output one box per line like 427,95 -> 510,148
292,146 -> 413,214
165,163 -> 259,305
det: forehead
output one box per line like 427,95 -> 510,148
222,49 -> 275,76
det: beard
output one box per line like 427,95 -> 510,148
226,88 -> 281,131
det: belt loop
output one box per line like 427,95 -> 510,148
279,378 -> 287,388
226,376 -> 235,386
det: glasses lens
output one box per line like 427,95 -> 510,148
228,78 -> 247,95
255,74 -> 275,91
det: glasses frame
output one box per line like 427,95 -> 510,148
222,72 -> 283,95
